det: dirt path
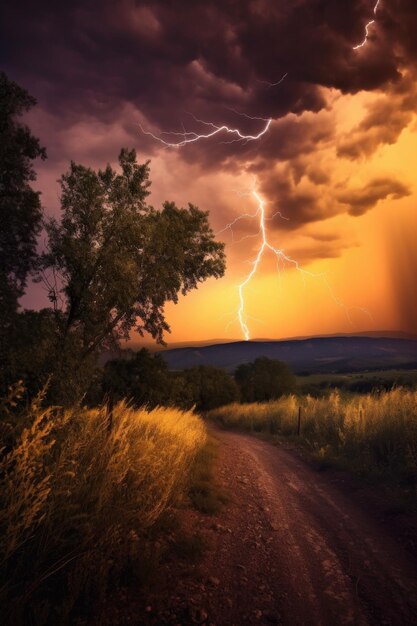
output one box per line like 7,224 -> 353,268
164,429 -> 417,626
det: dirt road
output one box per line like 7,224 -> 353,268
171,430 -> 417,626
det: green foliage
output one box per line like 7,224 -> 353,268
3,309 -> 99,405
102,348 -> 185,409
184,365 -> 240,411
101,354 -> 238,412
0,73 -> 46,303
39,149 -> 225,402
43,149 -> 225,352
235,357 -> 296,402
346,371 -> 417,394
297,370 -> 417,396
5,310 -> 59,398
0,73 -> 46,393
0,86 -> 226,406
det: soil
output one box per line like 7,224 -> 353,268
103,429 -> 417,625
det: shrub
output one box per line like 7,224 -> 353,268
183,365 -> 240,410
102,348 -> 179,408
235,357 -> 296,402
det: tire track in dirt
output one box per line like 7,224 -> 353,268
134,429 -> 417,625
183,430 -> 417,626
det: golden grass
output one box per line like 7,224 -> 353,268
0,391 -> 206,624
209,389 -> 417,480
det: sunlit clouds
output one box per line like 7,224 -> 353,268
4,0 -> 417,341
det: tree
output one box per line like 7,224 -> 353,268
0,72 -> 46,393
5,309 -> 62,399
184,365 -> 240,410
101,357 -> 238,412
102,348 -> 175,408
42,149 -> 225,401
235,357 -> 296,402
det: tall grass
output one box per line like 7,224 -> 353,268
0,388 -> 206,625
209,389 -> 417,483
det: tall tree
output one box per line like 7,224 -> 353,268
42,149 -> 225,400
0,73 -> 46,390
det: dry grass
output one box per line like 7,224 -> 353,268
0,388 -> 206,625
208,389 -> 417,483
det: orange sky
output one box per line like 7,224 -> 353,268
24,82 -> 417,346
10,0 -> 417,346
139,88 -> 417,344
23,80 -> 416,346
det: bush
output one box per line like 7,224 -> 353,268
102,348 -> 185,408
0,388 -> 206,625
183,365 -> 240,411
235,357 -> 296,402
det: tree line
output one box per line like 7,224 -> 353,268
0,72 -> 225,405
101,350 -> 297,411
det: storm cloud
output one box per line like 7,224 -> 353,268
1,0 -> 415,234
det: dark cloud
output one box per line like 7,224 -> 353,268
2,0 -> 416,131
252,168 -> 411,230
1,0 -> 416,233
305,166 -> 331,186
337,76 -> 417,159
337,177 -> 411,216
260,174 -> 330,230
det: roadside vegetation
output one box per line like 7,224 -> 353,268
0,385 -> 206,625
208,389 -> 417,491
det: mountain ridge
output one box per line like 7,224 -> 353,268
160,335 -> 417,373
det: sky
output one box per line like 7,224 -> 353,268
2,0 -> 417,344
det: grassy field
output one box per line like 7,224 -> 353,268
208,389 -> 417,489
297,369 -> 417,395
0,388 -> 206,625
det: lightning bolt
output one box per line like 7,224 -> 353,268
139,83 -> 372,339
237,190 -> 301,340
223,189 -> 370,340
257,72 -> 289,88
139,115 -> 272,147
353,0 -> 381,49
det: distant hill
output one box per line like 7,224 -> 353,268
160,336 -> 417,374
130,330 -> 417,352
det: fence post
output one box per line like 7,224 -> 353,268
297,405 -> 302,436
